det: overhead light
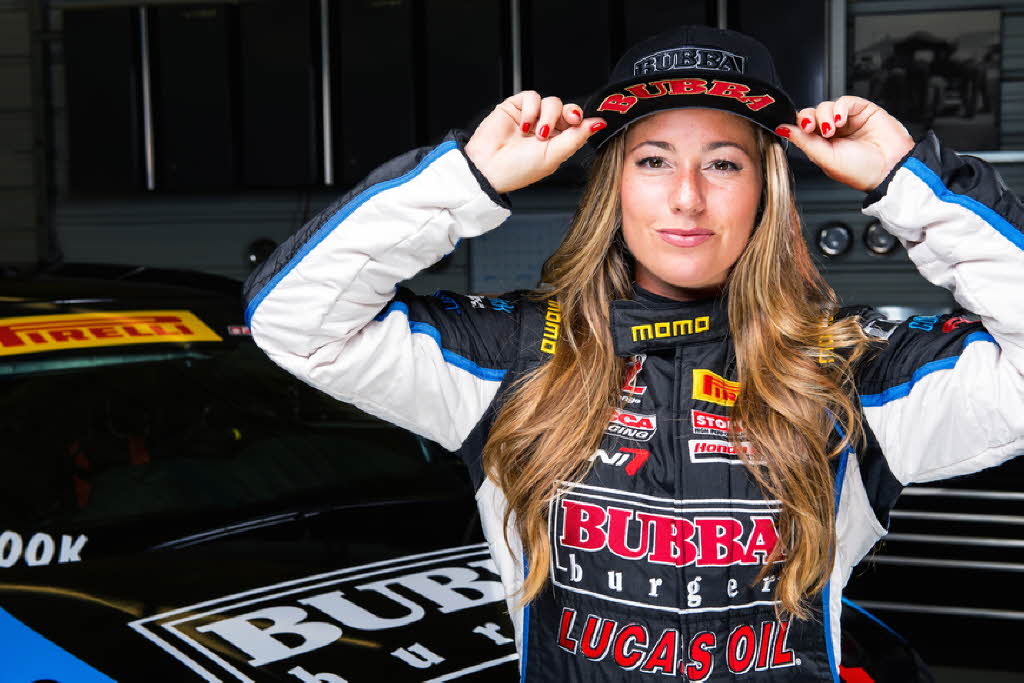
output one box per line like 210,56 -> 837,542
863,220 -> 898,255
816,222 -> 852,257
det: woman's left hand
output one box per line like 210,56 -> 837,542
776,96 -> 915,192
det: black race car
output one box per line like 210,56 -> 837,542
0,264 -> 928,682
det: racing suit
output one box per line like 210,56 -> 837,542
242,130 -> 1024,681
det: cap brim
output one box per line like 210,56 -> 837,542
583,70 -> 796,148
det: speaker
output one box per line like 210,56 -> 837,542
63,8 -> 144,193
151,4 -> 237,189
334,0 -> 417,186
238,0 -> 318,187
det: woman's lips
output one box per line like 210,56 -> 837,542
657,229 -> 714,248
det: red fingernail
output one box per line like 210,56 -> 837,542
834,114 -> 841,123
821,122 -> 831,135
521,122 -> 531,134
801,117 -> 812,131
774,126 -> 790,138
538,124 -> 550,139
590,121 -> 607,132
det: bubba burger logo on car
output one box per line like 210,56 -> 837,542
129,545 -> 517,682
606,409 -> 657,441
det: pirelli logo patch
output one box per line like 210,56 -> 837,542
0,310 -> 223,356
692,369 -> 740,407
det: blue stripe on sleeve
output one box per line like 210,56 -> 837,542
860,332 -> 996,407
374,301 -> 507,383
841,597 -> 905,641
0,607 -> 115,682
822,420 -> 852,683
520,552 -> 530,683
244,140 -> 460,326
903,157 -> 1024,252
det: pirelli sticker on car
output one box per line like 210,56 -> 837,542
0,310 -> 222,356
129,544 -> 517,682
692,369 -> 740,407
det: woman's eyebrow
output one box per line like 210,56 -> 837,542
628,140 -> 752,155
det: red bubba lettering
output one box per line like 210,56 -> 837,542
624,82 -> 671,99
706,80 -> 751,99
598,93 -> 638,113
664,78 -> 708,94
559,500 -> 779,567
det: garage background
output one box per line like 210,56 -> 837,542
1,1 -> 1023,681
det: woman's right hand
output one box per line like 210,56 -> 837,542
465,91 -> 606,194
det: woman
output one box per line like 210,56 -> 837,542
243,26 -> 1024,681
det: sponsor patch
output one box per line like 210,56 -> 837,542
557,607 -> 797,679
227,325 -> 251,336
540,299 -> 561,355
621,354 -> 647,404
551,483 -> 782,614
0,310 -> 222,357
633,46 -> 747,76
692,369 -> 739,407
691,409 -> 732,437
598,79 -> 775,115
689,439 -> 754,465
630,315 -> 710,343
589,447 -> 651,476
606,409 -> 657,442
129,544 -> 516,682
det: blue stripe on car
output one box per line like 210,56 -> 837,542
374,301 -> 507,382
860,332 -> 996,407
904,157 -> 1024,251
244,140 -> 460,326
0,607 -> 115,682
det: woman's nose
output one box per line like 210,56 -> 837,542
670,168 -> 706,214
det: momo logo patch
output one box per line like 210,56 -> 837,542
598,79 -> 775,115
630,316 -> 710,343
130,545 -> 516,682
540,299 -> 561,355
0,311 -> 222,356
692,370 -> 740,407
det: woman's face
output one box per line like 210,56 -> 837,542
620,108 -> 763,300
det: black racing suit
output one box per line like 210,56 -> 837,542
243,131 -> 1024,681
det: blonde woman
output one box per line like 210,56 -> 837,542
243,26 -> 1024,681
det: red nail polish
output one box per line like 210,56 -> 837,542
821,122 -> 831,135
521,122 -> 531,134
801,117 -> 812,131
538,124 -> 550,139
834,114 -> 841,123
590,121 -> 607,132
774,126 -> 790,138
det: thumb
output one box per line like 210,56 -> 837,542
548,117 -> 607,162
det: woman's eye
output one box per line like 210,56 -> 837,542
709,160 -> 740,172
637,156 -> 667,169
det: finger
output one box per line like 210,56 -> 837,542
834,95 -> 874,133
555,102 -> 584,132
775,118 -> 833,167
832,95 -> 858,130
795,108 -> 817,135
815,101 -> 836,137
535,96 -> 564,140
511,90 -> 541,135
549,116 -> 605,160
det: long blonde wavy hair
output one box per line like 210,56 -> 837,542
481,120 -> 873,620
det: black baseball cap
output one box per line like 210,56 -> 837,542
583,25 -> 797,148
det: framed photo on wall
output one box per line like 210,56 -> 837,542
849,8 -> 1001,150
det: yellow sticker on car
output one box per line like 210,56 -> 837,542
0,310 -> 223,357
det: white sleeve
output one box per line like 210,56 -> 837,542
242,137 -> 516,451
857,131 -> 1024,484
